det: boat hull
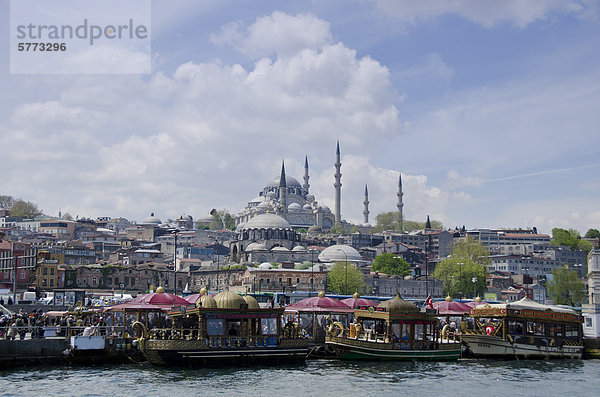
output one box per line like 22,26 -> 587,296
326,336 -> 461,361
139,338 -> 309,367
462,334 -> 582,359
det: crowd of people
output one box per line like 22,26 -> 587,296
0,309 -> 47,340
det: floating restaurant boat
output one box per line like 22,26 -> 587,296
461,297 -> 584,359
325,294 -> 462,361
134,289 -> 309,366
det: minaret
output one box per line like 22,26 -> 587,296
396,173 -> 404,232
303,155 -> 310,193
334,141 -> 342,225
425,215 -> 431,229
278,160 -> 287,215
363,184 -> 369,225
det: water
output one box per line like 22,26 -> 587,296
1,360 -> 599,397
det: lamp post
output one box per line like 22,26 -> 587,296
457,262 -> 464,300
173,231 -> 178,295
424,241 -> 429,299
310,248 -> 314,294
336,248 -> 348,295
472,277 -> 477,298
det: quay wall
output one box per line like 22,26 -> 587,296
0,339 -> 68,367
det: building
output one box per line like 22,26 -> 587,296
364,273 -> 443,299
583,248 -> 600,340
241,264 -> 328,293
0,239 -> 37,291
383,230 -> 453,260
487,254 -> 559,277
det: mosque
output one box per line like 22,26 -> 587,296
230,142 -> 405,265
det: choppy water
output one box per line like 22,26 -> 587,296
1,359 -> 599,397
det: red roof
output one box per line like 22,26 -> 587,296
341,297 -> 378,309
285,296 -> 354,313
131,292 -> 188,307
432,300 -> 472,315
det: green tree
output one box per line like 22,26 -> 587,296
585,229 -> 600,239
433,237 -> 489,298
61,212 -> 73,221
9,199 -> 42,218
0,195 -> 15,210
371,253 -> 411,277
209,209 -> 236,230
547,266 -> 586,306
373,211 -> 443,232
552,228 -> 593,252
327,261 -> 365,295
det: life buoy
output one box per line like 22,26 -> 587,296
485,325 -> 494,335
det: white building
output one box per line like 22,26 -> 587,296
583,248 -> 600,340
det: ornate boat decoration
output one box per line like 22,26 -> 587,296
325,294 -> 461,361
135,288 -> 309,366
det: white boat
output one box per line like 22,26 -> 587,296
462,297 -> 583,359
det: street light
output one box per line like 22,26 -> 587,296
457,262 -> 464,300
336,248 -> 348,295
472,277 -> 477,298
424,241 -> 429,299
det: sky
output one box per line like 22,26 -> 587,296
1,0 -> 600,235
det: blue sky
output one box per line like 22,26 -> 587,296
1,0 -> 600,234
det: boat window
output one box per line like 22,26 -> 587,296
299,313 -> 313,336
391,323 -> 401,338
527,322 -> 544,336
207,319 -> 225,335
401,323 -> 411,339
508,321 -> 523,335
565,324 -> 578,338
548,324 -> 563,337
415,323 -> 424,340
261,318 -> 277,335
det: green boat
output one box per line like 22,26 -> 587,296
325,294 -> 461,361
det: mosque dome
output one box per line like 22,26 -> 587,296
378,294 -> 419,315
318,244 -> 362,263
292,245 -> 307,252
235,223 -> 245,232
196,293 -> 217,309
266,176 -> 302,189
306,194 -> 315,202
142,213 -> 162,225
257,201 -> 271,209
243,294 -> 260,310
288,202 -> 302,212
258,262 -> 273,269
303,203 -> 312,210
214,290 -> 245,310
249,196 -> 265,204
271,246 -> 290,252
321,206 -> 331,213
243,213 -> 291,230
246,242 -> 267,251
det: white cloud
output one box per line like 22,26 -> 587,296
210,11 -> 333,59
372,0 -> 598,28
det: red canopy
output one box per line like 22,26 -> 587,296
463,300 -> 487,308
433,300 -> 472,315
131,292 -> 188,307
341,297 -> 378,309
104,302 -> 170,312
285,295 -> 354,313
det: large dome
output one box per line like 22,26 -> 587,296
266,176 -> 302,188
142,212 -> 162,225
318,244 -> 362,263
242,213 -> 291,230
214,290 -> 246,310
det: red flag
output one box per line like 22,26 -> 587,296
426,294 -> 433,309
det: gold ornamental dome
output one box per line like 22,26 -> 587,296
215,290 -> 245,309
196,293 -> 217,309
155,286 -> 165,293
353,292 -> 360,299
445,295 -> 452,302
199,287 -> 208,295
318,291 -> 326,298
243,295 -> 260,310
475,296 -> 482,302
378,294 -> 419,314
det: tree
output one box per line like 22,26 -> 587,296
371,253 -> 411,277
0,195 -> 15,210
9,199 -> 42,218
433,237 -> 489,298
552,228 -> 593,252
61,212 -> 73,221
373,211 -> 443,232
585,229 -> 600,239
209,209 -> 236,230
547,266 -> 586,306
327,261 -> 365,295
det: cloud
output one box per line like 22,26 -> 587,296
372,0 -> 598,28
0,12 -> 408,223
210,11 -> 333,59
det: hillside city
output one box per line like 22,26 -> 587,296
1,193 -> 597,307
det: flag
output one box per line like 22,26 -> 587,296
425,294 -> 433,309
